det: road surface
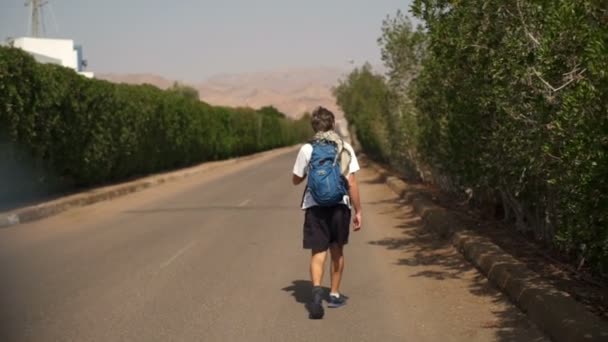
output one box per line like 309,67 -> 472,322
0,148 -> 547,341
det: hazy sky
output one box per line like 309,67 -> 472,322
0,0 -> 415,81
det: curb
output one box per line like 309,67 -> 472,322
367,160 -> 608,342
0,146 -> 298,229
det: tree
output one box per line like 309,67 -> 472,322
334,64 -> 391,161
168,82 -> 199,100
377,11 -> 427,179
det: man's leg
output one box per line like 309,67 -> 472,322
310,249 -> 327,286
309,249 -> 327,319
327,205 -> 350,308
329,244 -> 344,294
303,207 -> 330,319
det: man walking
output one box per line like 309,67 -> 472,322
292,107 -> 362,319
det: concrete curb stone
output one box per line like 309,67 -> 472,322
366,158 -> 608,342
0,213 -> 20,227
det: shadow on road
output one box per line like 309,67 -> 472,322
283,280 -> 315,318
282,280 -> 315,304
368,196 -> 546,342
282,280 -> 340,319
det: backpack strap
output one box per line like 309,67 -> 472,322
308,138 -> 338,169
333,137 -> 345,167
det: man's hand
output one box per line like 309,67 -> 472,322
292,174 -> 305,185
353,211 -> 362,231
348,173 -> 362,231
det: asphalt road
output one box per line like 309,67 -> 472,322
0,148 -> 547,342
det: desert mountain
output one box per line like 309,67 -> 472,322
97,67 -> 350,119
97,74 -> 176,90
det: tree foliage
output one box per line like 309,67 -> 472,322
333,63 -> 391,162
0,46 -> 312,187
338,1 -> 608,272
167,81 -> 200,100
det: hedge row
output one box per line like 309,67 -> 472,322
337,2 -> 608,273
0,46 -> 311,187
412,0 -> 607,273
333,64 -> 392,162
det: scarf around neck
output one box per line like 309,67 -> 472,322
312,130 -> 352,176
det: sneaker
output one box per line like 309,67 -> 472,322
309,286 -> 325,319
327,294 -> 347,308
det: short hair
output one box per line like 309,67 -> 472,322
311,107 -> 335,132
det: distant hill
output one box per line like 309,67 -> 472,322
97,73 -> 176,90
96,67 -> 351,119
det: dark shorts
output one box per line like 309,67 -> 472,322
303,205 -> 351,250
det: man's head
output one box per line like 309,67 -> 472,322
311,107 -> 335,132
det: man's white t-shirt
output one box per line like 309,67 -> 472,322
293,142 -> 360,209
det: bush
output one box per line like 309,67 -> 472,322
411,0 -> 608,272
334,63 -> 392,162
337,2 -> 608,273
0,46 -> 312,187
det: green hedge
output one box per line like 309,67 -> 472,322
337,2 -> 608,273
0,46 -> 311,187
333,64 -> 392,162
411,0 -> 608,273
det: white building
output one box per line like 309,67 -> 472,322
9,37 -> 94,78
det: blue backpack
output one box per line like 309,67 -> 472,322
307,140 -> 348,206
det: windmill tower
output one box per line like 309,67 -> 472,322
25,0 -> 48,37
12,0 -> 94,78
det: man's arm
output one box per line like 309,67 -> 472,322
292,145 -> 310,186
292,174 -> 305,185
348,173 -> 362,231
